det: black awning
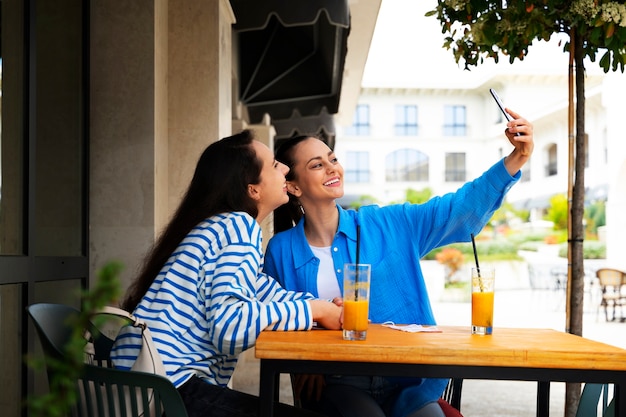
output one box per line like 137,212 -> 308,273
273,108 -> 336,149
231,0 -> 349,31
231,0 -> 350,124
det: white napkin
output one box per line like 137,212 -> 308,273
382,322 -> 442,333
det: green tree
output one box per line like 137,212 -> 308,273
405,187 -> 433,204
491,200 -> 529,226
585,200 -> 606,235
348,194 -> 379,209
426,2 -> 626,415
546,193 -> 569,230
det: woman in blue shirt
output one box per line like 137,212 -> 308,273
112,130 -> 341,417
263,110 -> 534,417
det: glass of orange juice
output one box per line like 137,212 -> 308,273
471,267 -> 495,335
343,264 -> 371,341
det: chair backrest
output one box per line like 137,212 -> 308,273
576,383 -> 615,417
28,303 -> 118,369
77,365 -> 188,417
27,303 -> 189,417
27,303 -> 81,361
596,268 -> 624,288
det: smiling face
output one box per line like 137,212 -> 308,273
248,140 -> 290,222
286,137 -> 344,206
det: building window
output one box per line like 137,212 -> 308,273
345,151 -> 370,183
386,149 -> 429,182
445,153 -> 466,182
344,104 -> 370,136
443,105 -> 466,136
394,105 -> 418,136
545,144 -> 557,176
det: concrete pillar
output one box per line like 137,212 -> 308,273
89,0 -> 236,290
90,0 -> 166,287
168,0 -> 235,214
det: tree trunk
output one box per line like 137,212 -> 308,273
564,29 -> 586,417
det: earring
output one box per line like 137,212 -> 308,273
299,203 -> 305,215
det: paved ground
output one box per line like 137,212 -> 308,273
231,248 -> 625,416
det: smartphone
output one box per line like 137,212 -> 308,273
489,88 -> 513,121
489,88 -> 520,136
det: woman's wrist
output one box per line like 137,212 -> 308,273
504,149 -> 529,176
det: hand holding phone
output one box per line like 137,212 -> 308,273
489,88 -> 520,136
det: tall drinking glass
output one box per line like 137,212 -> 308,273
342,264 -> 371,341
471,267 -> 495,335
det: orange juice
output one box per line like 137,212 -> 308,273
472,291 -> 494,328
343,300 -> 369,331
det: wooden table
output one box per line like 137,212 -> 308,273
255,324 -> 626,416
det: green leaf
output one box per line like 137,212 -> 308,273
599,50 -> 610,72
606,22 -> 615,39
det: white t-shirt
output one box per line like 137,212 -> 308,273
310,245 -> 341,300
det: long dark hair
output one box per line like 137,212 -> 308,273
122,130 -> 262,311
273,134 -> 323,232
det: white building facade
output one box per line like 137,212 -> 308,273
335,71 -> 626,269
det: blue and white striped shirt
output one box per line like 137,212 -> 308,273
111,211 -> 314,388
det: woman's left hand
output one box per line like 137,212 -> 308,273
310,299 -> 342,329
503,109 -> 534,176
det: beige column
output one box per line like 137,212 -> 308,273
168,0 -> 235,215
89,0 -> 167,288
90,0 -> 236,290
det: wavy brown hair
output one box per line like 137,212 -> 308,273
122,130 -> 262,311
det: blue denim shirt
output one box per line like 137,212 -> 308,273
264,158 -> 518,326
263,159 -> 519,415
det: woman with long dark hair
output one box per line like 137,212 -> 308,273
264,111 -> 534,417
112,130 -> 341,417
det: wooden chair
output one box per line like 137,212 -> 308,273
595,268 -> 626,321
27,303 -> 188,417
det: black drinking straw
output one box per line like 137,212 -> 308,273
471,233 -> 486,292
355,225 -> 361,301
471,233 -> 481,277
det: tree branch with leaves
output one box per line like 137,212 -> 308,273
426,2 -> 625,415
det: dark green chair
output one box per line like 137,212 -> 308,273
576,383 -> 615,417
27,302 -> 188,417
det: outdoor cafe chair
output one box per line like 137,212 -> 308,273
27,302 -> 188,417
576,383 -> 615,417
595,268 -> 626,322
